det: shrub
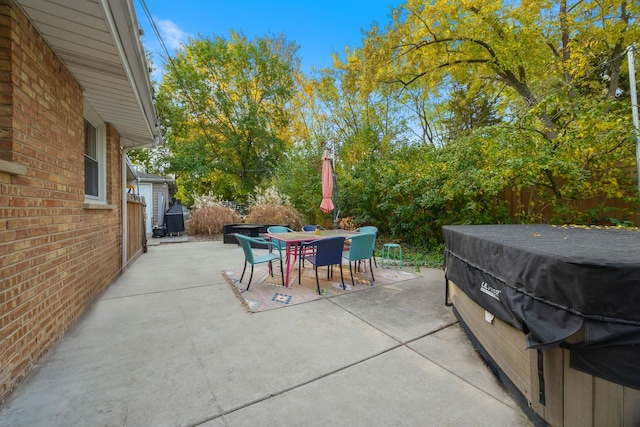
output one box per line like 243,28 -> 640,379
337,217 -> 357,230
245,186 -> 303,230
186,194 -> 239,235
245,205 -> 303,230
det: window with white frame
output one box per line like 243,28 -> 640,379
83,101 -> 106,202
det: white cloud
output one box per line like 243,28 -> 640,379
157,19 -> 190,50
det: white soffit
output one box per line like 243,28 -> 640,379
16,0 -> 162,148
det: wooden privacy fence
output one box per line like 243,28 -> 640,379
501,186 -> 640,225
127,194 -> 146,262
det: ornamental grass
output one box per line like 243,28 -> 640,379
245,204 -> 303,230
186,194 -> 239,236
245,186 -> 303,230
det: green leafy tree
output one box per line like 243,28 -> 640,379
443,82 -> 501,141
156,31 -> 301,204
341,0 -> 639,223
275,65 -> 415,227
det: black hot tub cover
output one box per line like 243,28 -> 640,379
443,224 -> 640,390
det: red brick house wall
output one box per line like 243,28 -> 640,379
0,1 -> 125,402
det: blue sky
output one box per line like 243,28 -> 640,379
135,0 -> 399,79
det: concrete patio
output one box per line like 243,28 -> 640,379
0,239 -> 532,426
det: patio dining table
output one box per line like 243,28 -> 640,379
263,230 -> 358,287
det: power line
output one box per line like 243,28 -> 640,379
135,1 -> 274,174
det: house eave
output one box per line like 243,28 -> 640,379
15,0 -> 163,149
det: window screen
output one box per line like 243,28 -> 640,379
84,119 -> 99,196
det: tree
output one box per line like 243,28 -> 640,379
443,81 -> 501,141
341,0 -> 640,223
275,65 -> 415,226
156,31 -> 301,203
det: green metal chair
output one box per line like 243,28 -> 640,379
342,233 -> 376,286
235,234 -> 284,290
381,243 -> 403,268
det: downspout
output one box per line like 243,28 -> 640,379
99,0 -> 161,267
122,148 -> 128,268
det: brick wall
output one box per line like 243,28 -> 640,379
0,1 -> 124,403
0,1 -> 13,163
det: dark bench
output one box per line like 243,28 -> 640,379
223,224 -> 289,247
233,225 -> 261,238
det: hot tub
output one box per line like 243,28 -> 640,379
443,224 -> 640,426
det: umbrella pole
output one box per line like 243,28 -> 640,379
331,158 -> 339,230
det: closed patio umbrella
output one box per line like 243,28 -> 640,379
320,149 -> 334,214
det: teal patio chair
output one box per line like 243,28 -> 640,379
354,226 -> 377,234
342,232 -> 376,287
235,234 -> 284,290
354,226 -> 378,268
267,225 -> 294,251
